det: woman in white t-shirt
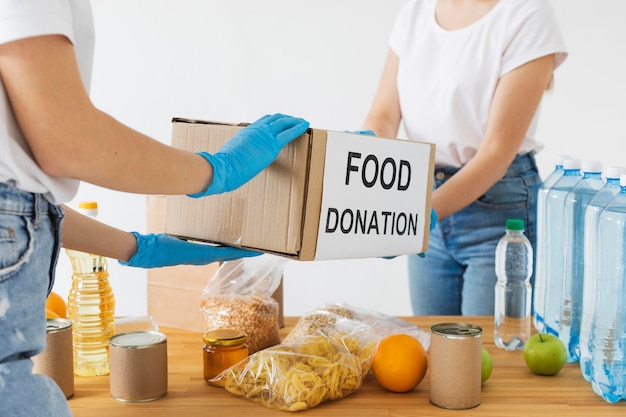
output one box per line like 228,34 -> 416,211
0,2 -> 308,415
362,0 -> 567,315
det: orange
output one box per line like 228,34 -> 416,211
371,333 -> 428,393
46,291 -> 67,318
46,308 -> 61,318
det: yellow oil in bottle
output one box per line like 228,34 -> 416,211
66,202 -> 116,376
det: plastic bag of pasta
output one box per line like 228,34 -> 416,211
284,303 -> 430,349
200,254 -> 287,353
211,303 -> 429,411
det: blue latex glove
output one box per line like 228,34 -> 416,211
189,113 -> 310,197
347,129 -> 376,136
428,207 -> 438,232
119,232 -> 261,269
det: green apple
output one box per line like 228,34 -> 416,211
523,334 -> 567,376
481,347 -> 493,383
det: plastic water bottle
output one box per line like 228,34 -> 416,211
66,201 -> 116,376
580,166 -> 626,381
543,159 -> 582,337
494,219 -> 533,351
533,155 -> 569,333
559,161 -> 604,363
590,174 -> 626,403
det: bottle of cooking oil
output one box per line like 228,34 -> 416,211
66,201 -> 116,376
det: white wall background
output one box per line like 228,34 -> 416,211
52,0 -> 626,318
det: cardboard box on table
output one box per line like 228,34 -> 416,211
146,195 -> 284,331
146,195 -> 214,332
164,118 -> 436,261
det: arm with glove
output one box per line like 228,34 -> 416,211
61,113 -> 309,268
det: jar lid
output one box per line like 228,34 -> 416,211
203,328 -> 247,346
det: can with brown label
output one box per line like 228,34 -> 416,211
109,331 -> 168,402
429,322 -> 483,409
32,318 -> 75,399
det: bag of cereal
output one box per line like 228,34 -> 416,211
200,254 -> 286,353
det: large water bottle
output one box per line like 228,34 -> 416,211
543,159 -> 582,336
533,155 -> 569,333
494,219 -> 533,351
559,161 -> 604,363
66,201 -> 116,376
590,174 -> 626,403
580,166 -> 626,381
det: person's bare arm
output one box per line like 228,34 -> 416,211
431,54 -> 556,219
362,49 -> 403,138
0,34 -> 212,195
61,205 -> 137,262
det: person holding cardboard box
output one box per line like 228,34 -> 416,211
361,0 -> 567,315
0,2 -> 308,416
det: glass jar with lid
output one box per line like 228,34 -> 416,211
202,328 -> 248,386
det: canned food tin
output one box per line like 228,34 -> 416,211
429,323 -> 483,410
32,318 -> 74,399
109,331 -> 168,402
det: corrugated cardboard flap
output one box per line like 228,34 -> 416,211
165,118 -> 312,258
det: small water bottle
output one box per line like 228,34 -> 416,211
589,174 -> 626,403
494,219 -> 533,351
543,159 -> 582,337
580,166 -> 626,381
533,155 -> 569,333
66,201 -> 116,376
559,161 -> 604,363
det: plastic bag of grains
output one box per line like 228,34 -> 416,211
200,254 -> 286,353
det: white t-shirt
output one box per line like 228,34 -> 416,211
0,0 -> 94,204
390,0 -> 568,168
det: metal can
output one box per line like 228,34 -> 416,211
109,331 -> 168,402
32,318 -> 74,399
429,322 -> 483,409
203,328 -> 248,387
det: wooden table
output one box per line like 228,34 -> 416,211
68,316 -> 625,416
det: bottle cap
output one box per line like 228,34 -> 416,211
78,201 -> 98,217
555,155 -> 570,166
505,219 -> 524,231
562,159 -> 581,170
605,166 -> 626,180
582,161 -> 602,174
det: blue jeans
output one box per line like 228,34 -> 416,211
408,153 -> 540,316
0,182 -> 71,417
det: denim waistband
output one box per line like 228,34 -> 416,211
434,153 -> 537,179
0,181 -> 52,223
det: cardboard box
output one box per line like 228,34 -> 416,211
146,195 -> 284,331
146,195 -> 217,332
165,118 -> 435,261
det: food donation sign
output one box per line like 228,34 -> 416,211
315,131 -> 433,260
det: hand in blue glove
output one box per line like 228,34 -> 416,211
189,113 -> 310,197
428,207 -> 438,232
347,130 -> 376,136
118,232 -> 261,269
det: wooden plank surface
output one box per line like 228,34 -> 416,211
68,316 -> 625,416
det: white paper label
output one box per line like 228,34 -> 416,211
314,131 -> 432,260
